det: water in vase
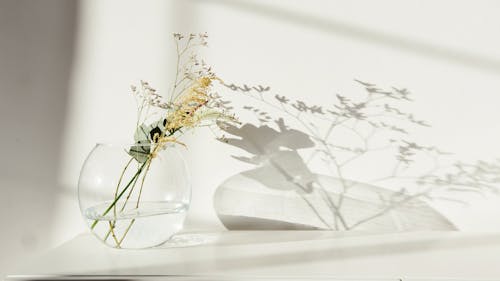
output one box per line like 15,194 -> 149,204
84,201 -> 188,249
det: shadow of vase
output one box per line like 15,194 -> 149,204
214,120 -> 456,231
213,157 -> 456,231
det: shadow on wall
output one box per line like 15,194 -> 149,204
193,0 -> 500,74
0,0 -> 77,275
213,81 -> 500,231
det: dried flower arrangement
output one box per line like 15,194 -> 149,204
88,33 -> 238,247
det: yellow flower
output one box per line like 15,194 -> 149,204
199,77 -> 212,87
166,77 -> 214,130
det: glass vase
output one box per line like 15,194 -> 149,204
78,143 -> 191,249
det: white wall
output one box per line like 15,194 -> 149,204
57,0 -> 500,238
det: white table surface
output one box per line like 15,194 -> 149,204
8,231 -> 500,280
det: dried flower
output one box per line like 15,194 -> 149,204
127,34 -> 239,159
91,33 -> 241,247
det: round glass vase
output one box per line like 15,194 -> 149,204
78,143 -> 191,249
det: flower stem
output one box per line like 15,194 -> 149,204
107,221 -> 121,248
90,159 -> 149,230
98,129 -> 181,245
104,170 -> 141,244
136,160 -> 152,208
119,168 -> 142,213
118,218 -> 136,245
104,157 -> 135,244
116,147 -> 154,246
114,158 -> 134,216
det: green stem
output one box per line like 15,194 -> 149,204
103,225 -> 112,242
90,160 -> 149,230
116,147 -> 153,246
136,160 -> 152,208
114,158 -> 134,216
99,129 -> 182,244
104,164 -> 141,244
104,158 -> 135,244
119,168 -> 142,213
107,221 -> 121,248
118,218 -> 136,245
